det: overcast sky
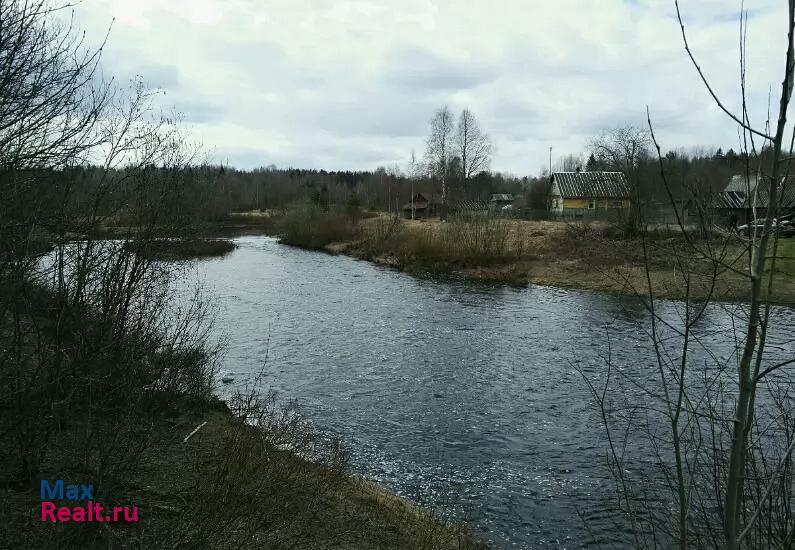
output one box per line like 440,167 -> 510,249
73,0 -> 789,175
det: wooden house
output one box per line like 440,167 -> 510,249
401,193 -> 442,219
488,194 -> 515,213
549,171 -> 631,219
712,174 -> 795,226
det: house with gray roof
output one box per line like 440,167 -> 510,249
488,194 -> 514,213
549,171 -> 631,219
712,174 -> 795,226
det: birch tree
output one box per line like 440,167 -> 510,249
424,106 -> 455,206
455,108 -> 493,181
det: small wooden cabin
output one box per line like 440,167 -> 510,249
711,174 -> 795,227
488,194 -> 515,213
401,193 -> 442,219
549,171 -> 631,219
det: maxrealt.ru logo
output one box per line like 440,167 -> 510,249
40,480 -> 139,523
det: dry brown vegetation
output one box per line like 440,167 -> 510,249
274,212 -> 795,304
1,381 -> 485,550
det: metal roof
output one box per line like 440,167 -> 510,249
453,199 -> 488,211
713,175 -> 795,210
489,194 -> 514,202
401,192 -> 443,210
552,171 -> 630,199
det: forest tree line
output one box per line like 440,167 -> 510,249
48,118 -> 766,226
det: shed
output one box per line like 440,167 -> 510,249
712,174 -> 795,226
401,193 -> 442,219
488,194 -> 515,212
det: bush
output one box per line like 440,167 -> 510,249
276,205 -> 358,249
441,213 -> 512,262
360,213 -> 523,268
125,238 -> 237,260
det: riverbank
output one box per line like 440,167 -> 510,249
2,399 -> 484,549
93,209 -> 795,303
0,281 -> 485,549
266,209 -> 795,304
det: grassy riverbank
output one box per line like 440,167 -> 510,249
0,283 -> 485,549
2,400 -> 483,549
268,207 -> 795,304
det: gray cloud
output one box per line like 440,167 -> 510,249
72,0 -> 788,174
174,98 -> 227,124
137,63 -> 181,90
384,48 -> 498,91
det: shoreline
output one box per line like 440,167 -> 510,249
90,215 -> 795,304
0,274 -> 487,550
2,386 -> 487,550
268,225 -> 795,306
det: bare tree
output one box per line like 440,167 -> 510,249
589,125 -> 652,226
554,153 -> 585,172
588,125 -> 652,175
0,0 -> 219,495
684,3 -> 795,547
455,108 -> 493,181
406,149 -> 422,180
424,106 -> 455,207
578,3 -> 795,550
0,0 -> 112,171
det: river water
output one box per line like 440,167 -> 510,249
188,235 -> 794,548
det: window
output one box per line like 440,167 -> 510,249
588,199 -> 595,210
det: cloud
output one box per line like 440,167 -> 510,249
71,0 -> 789,174
383,48 -> 498,91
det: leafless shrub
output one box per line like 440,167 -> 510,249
579,4 -> 795,549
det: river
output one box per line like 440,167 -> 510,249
188,235 -> 795,549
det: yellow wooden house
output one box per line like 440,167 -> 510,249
549,171 -> 631,219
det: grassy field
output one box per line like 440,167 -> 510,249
773,238 -> 795,278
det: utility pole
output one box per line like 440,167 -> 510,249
411,179 -> 415,220
549,147 -> 552,176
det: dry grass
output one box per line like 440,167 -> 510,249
328,214 -> 795,303
0,399 -> 485,549
356,213 -> 529,270
275,206 -> 359,249
235,207 -> 795,302
158,400 -> 486,550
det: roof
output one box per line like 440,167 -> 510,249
489,194 -> 514,202
401,192 -> 441,211
551,171 -> 630,199
713,174 -> 795,210
452,199 -> 488,211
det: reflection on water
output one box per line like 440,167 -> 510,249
185,235 -> 794,548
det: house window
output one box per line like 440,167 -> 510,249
588,199 -> 595,210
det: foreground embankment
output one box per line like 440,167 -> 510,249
0,282 -> 484,549
264,207 -> 795,304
